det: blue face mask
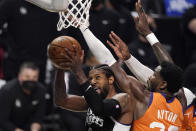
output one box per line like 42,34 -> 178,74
21,81 -> 38,93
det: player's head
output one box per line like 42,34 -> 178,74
89,64 -> 115,99
18,62 -> 39,94
147,61 -> 183,94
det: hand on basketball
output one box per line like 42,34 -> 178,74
134,0 -> 152,36
59,45 -> 84,72
107,31 -> 130,61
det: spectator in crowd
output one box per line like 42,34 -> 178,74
142,0 -> 196,16
105,0 -> 137,44
0,0 -> 60,83
0,62 -> 46,131
182,5 -> 196,66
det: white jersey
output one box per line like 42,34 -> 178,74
183,87 -> 196,106
111,117 -> 131,131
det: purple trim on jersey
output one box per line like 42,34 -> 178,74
182,103 -> 185,114
193,106 -> 196,118
115,121 -> 132,126
111,117 -> 131,126
187,103 -> 194,110
148,92 -> 153,108
160,92 -> 175,103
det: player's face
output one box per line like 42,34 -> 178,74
147,66 -> 163,92
89,69 -> 111,99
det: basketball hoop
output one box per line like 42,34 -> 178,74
25,0 -> 92,31
25,0 -> 69,12
57,0 -> 92,31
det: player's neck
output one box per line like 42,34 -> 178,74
160,90 -> 173,100
106,85 -> 117,99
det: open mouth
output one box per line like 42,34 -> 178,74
94,87 -> 101,94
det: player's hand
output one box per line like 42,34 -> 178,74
107,31 -> 130,61
134,0 -> 152,36
59,45 -> 84,72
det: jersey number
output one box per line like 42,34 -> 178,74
150,122 -> 178,131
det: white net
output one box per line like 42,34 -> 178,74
57,0 -> 92,31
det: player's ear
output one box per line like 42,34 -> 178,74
160,81 -> 167,90
109,76 -> 114,85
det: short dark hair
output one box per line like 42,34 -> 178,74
91,64 -> 122,93
160,61 -> 183,94
19,62 -> 39,74
92,64 -> 114,78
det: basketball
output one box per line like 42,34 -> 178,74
48,36 -> 82,70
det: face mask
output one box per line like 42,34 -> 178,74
21,81 -> 38,93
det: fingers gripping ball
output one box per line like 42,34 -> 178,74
48,36 -> 82,70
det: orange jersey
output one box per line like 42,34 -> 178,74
132,92 -> 184,131
184,104 -> 196,130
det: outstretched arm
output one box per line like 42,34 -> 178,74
133,0 -> 173,64
107,32 -> 154,86
79,25 -> 116,66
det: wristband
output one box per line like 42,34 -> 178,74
80,81 -> 91,92
146,33 -> 159,46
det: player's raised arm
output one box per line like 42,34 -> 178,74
107,32 -> 153,86
79,24 -> 116,66
134,0 -> 173,64
134,0 -> 186,108
111,61 -> 149,102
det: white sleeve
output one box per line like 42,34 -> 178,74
183,87 -> 196,106
125,56 -> 154,86
80,25 -> 116,66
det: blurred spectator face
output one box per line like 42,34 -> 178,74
18,68 -> 39,95
18,68 -> 39,82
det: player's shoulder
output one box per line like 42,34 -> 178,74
112,93 -> 130,100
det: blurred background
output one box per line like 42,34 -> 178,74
0,0 -> 195,131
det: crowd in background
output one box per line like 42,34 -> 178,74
0,0 -> 195,131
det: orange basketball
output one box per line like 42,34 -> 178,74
48,36 -> 82,70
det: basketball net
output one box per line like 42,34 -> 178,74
25,0 -> 92,31
57,0 -> 92,31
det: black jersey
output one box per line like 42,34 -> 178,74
85,108 -> 115,131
